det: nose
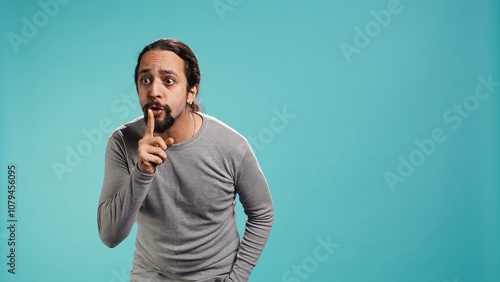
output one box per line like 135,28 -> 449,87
149,79 -> 163,100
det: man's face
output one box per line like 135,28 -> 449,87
136,50 -> 194,133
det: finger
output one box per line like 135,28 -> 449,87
156,149 -> 168,162
147,148 -> 167,162
143,155 -> 164,166
145,108 -> 155,137
152,136 -> 167,150
139,136 -> 166,149
142,144 -> 167,159
165,137 -> 174,148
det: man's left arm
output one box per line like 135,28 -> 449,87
228,144 -> 274,281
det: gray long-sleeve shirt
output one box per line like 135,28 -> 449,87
97,113 -> 274,282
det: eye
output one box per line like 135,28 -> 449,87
164,78 -> 175,85
140,77 -> 151,84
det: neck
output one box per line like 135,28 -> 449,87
158,106 -> 198,143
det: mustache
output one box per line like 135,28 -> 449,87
142,102 -> 172,117
142,101 -> 175,133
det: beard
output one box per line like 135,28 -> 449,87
142,101 -> 175,134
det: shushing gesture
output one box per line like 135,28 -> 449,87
137,109 -> 174,174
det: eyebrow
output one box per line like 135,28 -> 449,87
138,68 -> 178,76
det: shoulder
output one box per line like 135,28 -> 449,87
199,112 -> 251,154
200,113 -> 247,141
108,116 -> 145,144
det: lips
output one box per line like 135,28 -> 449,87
143,102 -> 172,120
149,104 -> 164,116
150,108 -> 163,116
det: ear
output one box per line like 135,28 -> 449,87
187,84 -> 199,104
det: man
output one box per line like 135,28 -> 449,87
97,38 -> 274,282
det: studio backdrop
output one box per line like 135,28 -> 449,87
1,0 -> 499,281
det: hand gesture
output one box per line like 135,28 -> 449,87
137,109 -> 174,174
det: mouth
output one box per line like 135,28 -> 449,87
149,105 -> 164,116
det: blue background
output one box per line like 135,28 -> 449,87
1,0 -> 499,281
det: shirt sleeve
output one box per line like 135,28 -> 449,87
228,144 -> 274,281
97,131 -> 154,248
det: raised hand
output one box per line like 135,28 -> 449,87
137,109 -> 174,174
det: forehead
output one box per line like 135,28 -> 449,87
138,50 -> 185,74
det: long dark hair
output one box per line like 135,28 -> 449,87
134,38 -> 201,112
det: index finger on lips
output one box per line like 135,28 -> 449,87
145,108 -> 154,137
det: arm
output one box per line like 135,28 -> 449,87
228,146 -> 274,281
97,132 -> 154,247
97,110 -> 172,247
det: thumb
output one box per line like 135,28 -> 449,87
165,137 -> 174,148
